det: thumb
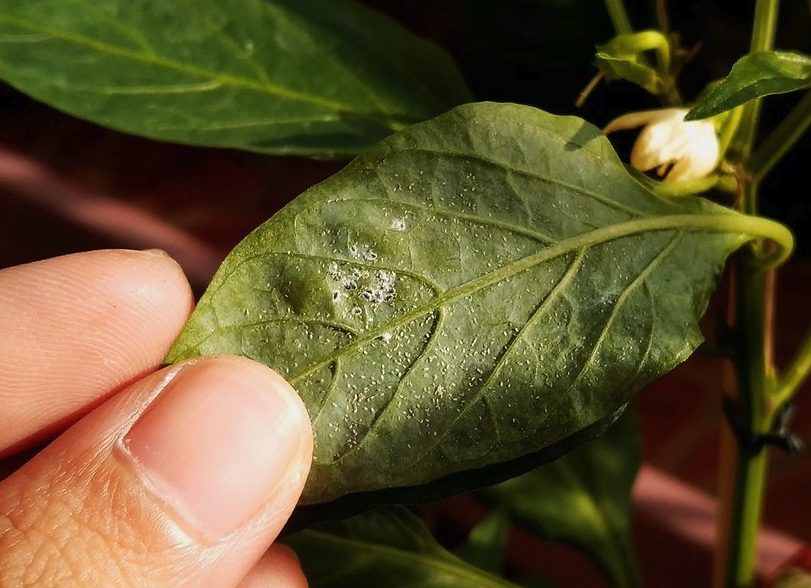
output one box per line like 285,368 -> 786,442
0,356 -> 313,588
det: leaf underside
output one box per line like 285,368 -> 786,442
0,0 -> 470,156
167,102 -> 751,508
687,50 -> 811,120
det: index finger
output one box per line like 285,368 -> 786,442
0,249 -> 194,457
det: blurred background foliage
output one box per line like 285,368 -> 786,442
1,0 -> 808,252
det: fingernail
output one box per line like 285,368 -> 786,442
122,358 -> 310,537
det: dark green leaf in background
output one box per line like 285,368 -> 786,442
167,102 -> 774,508
478,408 -> 640,588
285,506 -> 521,588
687,51 -> 811,120
0,0 -> 471,156
455,509 -> 511,575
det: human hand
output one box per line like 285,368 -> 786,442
0,249 -> 313,587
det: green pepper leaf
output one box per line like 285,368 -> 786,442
687,51 -> 811,120
167,102 -> 786,512
455,509 -> 511,575
285,506 -> 522,588
478,408 -> 640,588
0,0 -> 471,157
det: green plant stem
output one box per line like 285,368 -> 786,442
732,0 -> 781,161
724,442 -> 770,588
645,174 -> 724,198
660,79 -> 683,107
600,0 -> 682,105
748,89 -> 811,182
715,3 -> 783,585
655,0 -> 670,33
750,0 -> 781,53
773,325 -> 811,406
722,251 -> 776,588
603,0 -> 634,35
719,107 -> 745,159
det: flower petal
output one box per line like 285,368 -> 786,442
603,108 -> 675,134
664,128 -> 719,183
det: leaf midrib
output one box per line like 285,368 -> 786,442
288,211 -> 748,384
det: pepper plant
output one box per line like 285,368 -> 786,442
0,1 -> 808,587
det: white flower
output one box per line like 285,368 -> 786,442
603,107 -> 720,183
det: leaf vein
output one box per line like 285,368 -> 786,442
288,213 -> 753,385
65,0 -> 156,55
63,80 -> 224,95
175,0 -> 273,85
341,197 -> 557,246
547,232 -> 684,418
311,360 -> 341,436
410,249 -> 587,465
391,147 -> 649,218
329,310 -> 444,462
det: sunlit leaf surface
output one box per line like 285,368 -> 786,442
168,102 -> 757,507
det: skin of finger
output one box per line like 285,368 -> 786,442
0,249 -> 195,457
0,357 -> 313,588
237,545 -> 309,588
